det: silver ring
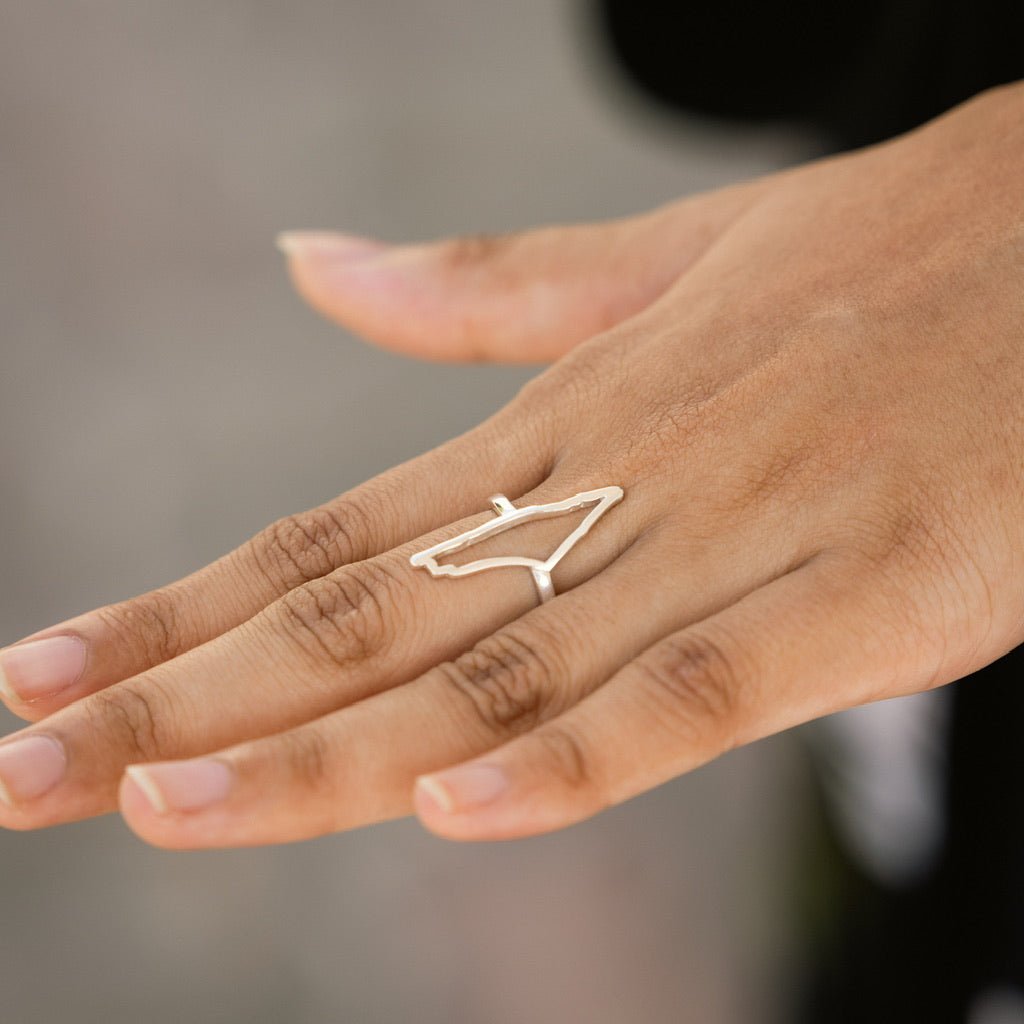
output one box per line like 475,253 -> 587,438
409,486 -> 624,605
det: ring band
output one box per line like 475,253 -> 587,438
409,485 -> 624,605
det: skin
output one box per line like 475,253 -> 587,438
0,82 -> 1022,848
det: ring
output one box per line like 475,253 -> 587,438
409,485 -> 624,605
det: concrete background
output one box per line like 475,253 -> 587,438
0,4 -> 815,1021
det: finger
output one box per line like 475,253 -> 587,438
0,412 -> 549,722
277,182 -> 764,364
114,509 -> 802,850
116,529 -> 756,849
0,472 -> 639,830
413,553 -> 945,840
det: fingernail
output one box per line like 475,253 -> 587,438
126,759 -> 233,815
0,636 -> 87,703
0,735 -> 67,806
275,231 -> 386,261
415,763 -> 508,814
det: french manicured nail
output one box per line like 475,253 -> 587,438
0,635 -> 87,703
275,231 -> 385,260
415,764 -> 508,815
0,735 -> 67,806
126,759 -> 233,815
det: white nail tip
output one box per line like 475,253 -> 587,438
415,775 -> 455,814
0,664 -> 18,705
0,773 -> 13,809
275,232 -> 306,255
126,765 -> 168,815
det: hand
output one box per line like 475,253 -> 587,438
1,84 -> 1021,848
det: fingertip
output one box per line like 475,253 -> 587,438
118,771 -> 151,824
118,810 -> 193,851
277,230 -> 394,331
0,656 -> 38,721
275,230 -> 386,261
412,773 -> 487,841
412,766 -> 548,842
0,634 -> 88,713
0,693 -> 49,724
118,768 -> 168,844
413,802 -> 547,843
118,769 -> 213,851
123,764 -> 167,814
278,231 -> 429,353
412,775 -> 463,839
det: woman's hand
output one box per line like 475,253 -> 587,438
1,84 -> 1021,848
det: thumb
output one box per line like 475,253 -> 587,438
277,183 -> 763,364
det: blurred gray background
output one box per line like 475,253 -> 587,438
0,3 -> 816,1022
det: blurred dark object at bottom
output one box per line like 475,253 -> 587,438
798,654 -> 1024,1023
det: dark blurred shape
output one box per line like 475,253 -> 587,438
596,0 -> 1024,147
798,654 -> 1024,1023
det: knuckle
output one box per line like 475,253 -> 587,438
503,375 -> 564,452
86,678 -> 171,762
277,727 -> 334,796
440,232 -> 515,271
274,559 -> 399,668
438,630 -> 560,737
533,723 -> 592,792
270,728 -> 342,834
888,502 -> 962,577
252,500 -> 371,591
512,342 -> 621,440
621,373 -> 727,474
849,492 -> 966,604
731,440 -> 815,512
96,589 -> 186,665
846,496 -> 982,673
634,630 -> 740,749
